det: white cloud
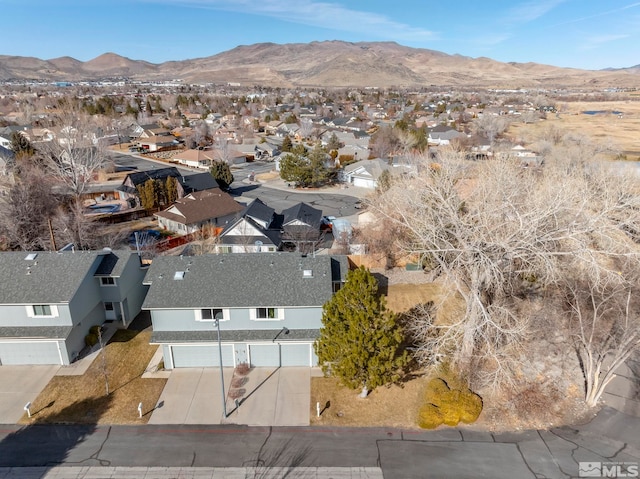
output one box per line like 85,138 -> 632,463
580,33 -> 631,50
503,0 -> 567,24
155,0 -> 436,42
550,2 -> 640,27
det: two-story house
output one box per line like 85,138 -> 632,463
143,253 -> 348,369
0,249 -> 149,365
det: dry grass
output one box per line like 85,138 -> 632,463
18,330 -> 166,425
310,375 -> 430,428
308,280 -> 471,430
509,100 -> 640,156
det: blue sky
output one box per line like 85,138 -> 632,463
3,0 -> 639,70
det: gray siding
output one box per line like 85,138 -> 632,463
150,306 -> 322,332
68,267 -> 104,326
0,304 -> 72,327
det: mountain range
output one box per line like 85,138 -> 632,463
0,41 -> 637,88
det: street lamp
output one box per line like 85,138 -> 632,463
215,318 -> 227,418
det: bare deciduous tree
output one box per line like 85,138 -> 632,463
472,115 -> 509,144
369,150 -> 640,389
567,275 -> 640,407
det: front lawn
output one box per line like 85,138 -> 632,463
19,329 -> 166,425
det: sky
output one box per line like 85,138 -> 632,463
2,0 -> 639,70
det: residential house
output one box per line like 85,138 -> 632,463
428,125 -> 466,146
173,149 -> 216,170
281,202 -> 323,253
137,135 -> 180,152
117,167 -> 183,206
216,199 -> 282,253
143,253 -> 348,368
0,249 -> 148,365
117,168 -> 218,207
155,188 -> 244,235
342,158 -> 414,189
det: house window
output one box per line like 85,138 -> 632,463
104,302 -> 114,311
218,246 -> 232,254
253,307 -> 283,320
27,304 -> 58,318
196,308 -> 228,321
100,277 -> 116,286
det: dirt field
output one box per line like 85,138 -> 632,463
509,100 -> 640,157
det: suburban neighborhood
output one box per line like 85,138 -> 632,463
0,44 -> 639,478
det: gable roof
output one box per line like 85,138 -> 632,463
178,172 -> 219,193
219,216 -> 282,248
142,253 -> 347,309
282,202 -> 322,229
123,167 -> 182,188
155,188 -> 243,226
0,250 -> 107,304
173,149 -> 215,163
93,249 -> 139,277
244,198 -> 275,227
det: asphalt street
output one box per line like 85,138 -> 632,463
108,152 -> 363,218
0,407 -> 637,478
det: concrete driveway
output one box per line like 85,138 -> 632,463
0,366 -> 60,424
149,367 -> 311,426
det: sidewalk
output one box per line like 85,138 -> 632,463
0,466 -> 384,479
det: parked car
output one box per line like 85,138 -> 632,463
321,215 -> 336,230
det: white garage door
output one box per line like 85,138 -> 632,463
248,343 -> 312,367
0,341 -> 62,365
171,344 -> 234,368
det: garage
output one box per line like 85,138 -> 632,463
248,343 -> 313,367
170,344 -> 234,368
0,341 -> 62,365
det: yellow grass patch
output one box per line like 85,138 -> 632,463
310,375 -> 430,429
19,330 -> 166,425
385,282 -> 465,324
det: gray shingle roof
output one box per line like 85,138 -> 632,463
151,329 -> 319,343
244,198 -> 275,226
282,202 -> 322,229
0,326 -> 73,339
0,251 -> 105,304
93,250 -> 137,276
142,253 -> 343,309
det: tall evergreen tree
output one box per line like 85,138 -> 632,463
210,161 -> 234,191
315,266 -> 408,397
281,135 -> 293,153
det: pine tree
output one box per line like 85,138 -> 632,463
210,161 -> 234,191
315,266 -> 408,397
281,135 -> 293,153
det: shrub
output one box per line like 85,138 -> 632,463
85,333 -> 98,347
418,403 -> 443,429
89,325 -> 101,335
417,378 -> 483,429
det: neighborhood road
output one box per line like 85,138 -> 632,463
0,407 -> 637,478
108,151 -> 365,218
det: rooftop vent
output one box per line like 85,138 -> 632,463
173,271 -> 186,280
303,269 -> 313,278
24,253 -> 38,261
